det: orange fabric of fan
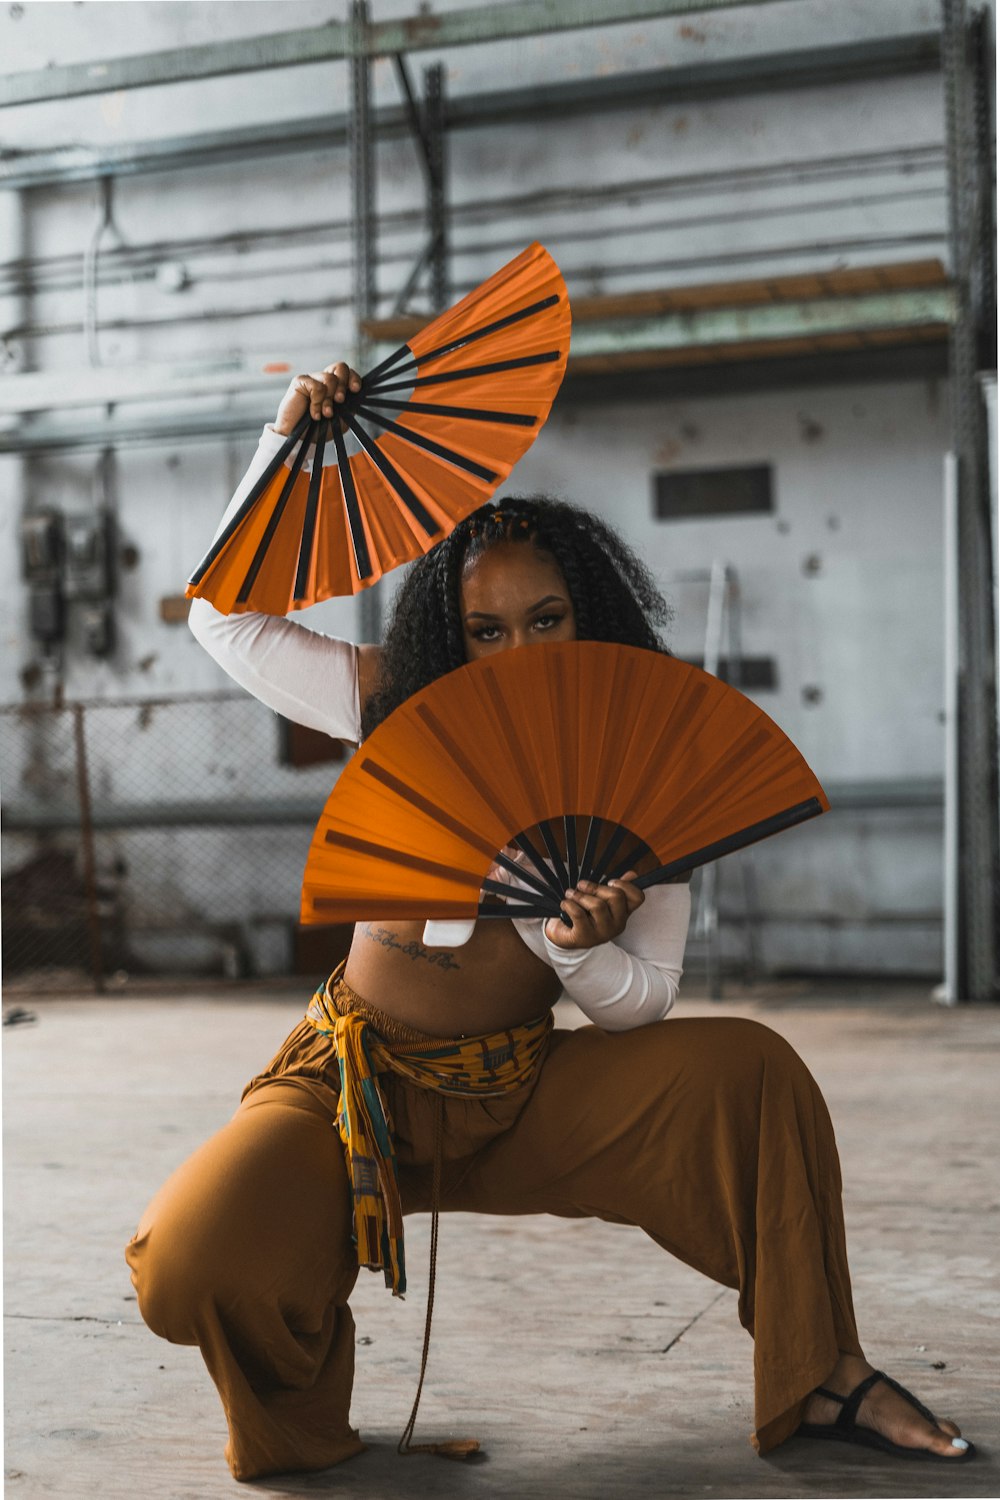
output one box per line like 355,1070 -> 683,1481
300,642 -> 830,926
186,242 -> 570,615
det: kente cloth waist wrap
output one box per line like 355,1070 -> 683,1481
304,969 -> 553,1296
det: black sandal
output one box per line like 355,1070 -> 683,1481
797,1369 -> 976,1462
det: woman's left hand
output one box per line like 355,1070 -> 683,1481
543,873 -> 645,950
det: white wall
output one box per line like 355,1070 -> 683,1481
0,0 -> 960,976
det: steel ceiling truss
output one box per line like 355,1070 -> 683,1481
1,0 -> 792,108
0,33 -> 943,193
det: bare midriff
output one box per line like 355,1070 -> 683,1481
342,918 -> 562,1038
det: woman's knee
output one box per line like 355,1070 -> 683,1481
125,1192 -> 277,1346
713,1016 -> 811,1075
125,1221 -> 208,1345
125,1098 -> 355,1347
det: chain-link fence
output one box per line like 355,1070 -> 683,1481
1,693 -> 352,991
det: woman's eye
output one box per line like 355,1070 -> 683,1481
533,613 -> 563,631
472,625 -> 502,641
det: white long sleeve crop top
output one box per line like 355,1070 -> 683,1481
189,425 -> 690,1030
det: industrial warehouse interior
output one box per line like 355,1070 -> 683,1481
2,1 -> 998,1496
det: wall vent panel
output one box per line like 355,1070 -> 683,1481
654,465 -> 773,520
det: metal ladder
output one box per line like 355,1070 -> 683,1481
664,561 -> 762,998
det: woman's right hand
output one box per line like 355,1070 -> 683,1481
273,361 -> 362,436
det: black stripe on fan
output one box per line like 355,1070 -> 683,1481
480,879 -> 564,919
325,829 -> 477,887
412,292 -> 561,369
363,294 -> 561,388
578,815 -> 605,887
188,412 -> 312,587
341,412 -> 442,539
365,351 -> 561,395
359,757 -> 496,858
313,895 -> 475,918
634,798 -> 826,888
363,342 -> 415,386
565,817 -> 580,889
355,404 -> 498,482
536,819 -> 571,893
330,419 -> 373,581
507,832 -> 566,900
588,823 -> 629,886
416,704 -> 520,830
236,421 -> 316,604
491,850 -> 565,904
293,420 -> 328,602
481,876 -> 559,909
359,396 -> 537,428
607,839 -> 650,882
479,882 -> 570,925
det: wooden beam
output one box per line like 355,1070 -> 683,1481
361,259 -> 951,345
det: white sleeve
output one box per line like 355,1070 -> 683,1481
188,426 -> 363,743
513,883 -> 691,1031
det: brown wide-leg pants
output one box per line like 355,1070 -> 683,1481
125,1008 -> 863,1482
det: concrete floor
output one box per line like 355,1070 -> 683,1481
4,978 -> 999,1499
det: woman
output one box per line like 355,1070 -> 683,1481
126,363 -> 973,1481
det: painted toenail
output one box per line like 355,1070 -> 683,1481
951,1438 -> 969,1451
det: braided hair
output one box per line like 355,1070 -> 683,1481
361,495 -> 672,736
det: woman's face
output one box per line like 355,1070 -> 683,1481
460,541 -> 577,660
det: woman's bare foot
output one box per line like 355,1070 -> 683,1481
802,1353 -> 970,1458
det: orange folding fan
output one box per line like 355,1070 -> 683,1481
186,243 -> 570,615
300,642 -> 829,925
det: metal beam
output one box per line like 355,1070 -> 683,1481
0,779 -> 944,833
0,289 -> 954,417
0,360 -> 288,414
0,339 -> 952,454
0,408 -> 271,454
0,32 -> 942,191
0,0 -> 805,107
1,797 -> 329,831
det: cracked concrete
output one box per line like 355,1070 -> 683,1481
4,981 -> 999,1498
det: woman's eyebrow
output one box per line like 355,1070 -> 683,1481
464,594 -> 565,622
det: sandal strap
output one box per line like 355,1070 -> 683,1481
817,1370 -> 887,1432
810,1368 -> 947,1439
878,1370 -> 941,1429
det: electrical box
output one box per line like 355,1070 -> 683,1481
80,600 -> 116,659
20,507 -> 117,656
64,511 -> 114,602
28,584 -> 66,645
20,511 -> 66,647
20,510 -> 63,582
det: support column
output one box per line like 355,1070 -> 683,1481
425,62 -> 448,313
350,0 -> 381,645
391,55 -> 450,315
941,0 -> 999,1000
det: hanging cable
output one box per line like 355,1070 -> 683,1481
83,176 -> 127,367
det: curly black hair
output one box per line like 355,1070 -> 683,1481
362,494 -> 673,736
